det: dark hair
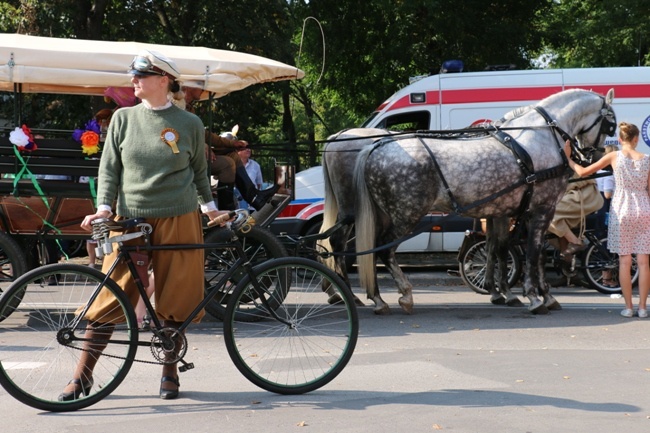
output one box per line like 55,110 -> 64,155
619,122 -> 639,142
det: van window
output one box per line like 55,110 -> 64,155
374,111 -> 430,131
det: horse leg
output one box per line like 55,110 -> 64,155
378,248 -> 414,314
485,218 -> 506,305
486,218 -> 524,306
536,247 -> 562,311
522,217 -> 551,314
322,222 -> 365,306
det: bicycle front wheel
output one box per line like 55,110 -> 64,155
0,264 -> 138,412
223,257 -> 359,395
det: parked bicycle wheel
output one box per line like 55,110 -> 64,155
458,239 -> 522,295
203,225 -> 287,320
0,264 -> 138,412
223,257 -> 359,395
582,237 -> 638,295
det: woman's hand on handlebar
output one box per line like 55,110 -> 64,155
206,210 -> 234,227
81,210 -> 113,232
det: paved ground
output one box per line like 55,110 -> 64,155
1,268 -> 649,433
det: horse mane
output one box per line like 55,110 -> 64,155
493,105 -> 534,126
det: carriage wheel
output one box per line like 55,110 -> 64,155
203,225 -> 287,321
458,239 -> 522,295
0,231 -> 28,302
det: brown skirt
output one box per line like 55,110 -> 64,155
84,211 -> 205,324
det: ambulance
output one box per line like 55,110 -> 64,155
270,65 -> 650,256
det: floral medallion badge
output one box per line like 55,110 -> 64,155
160,128 -> 180,154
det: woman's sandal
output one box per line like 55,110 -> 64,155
160,376 -> 180,400
58,377 -> 94,401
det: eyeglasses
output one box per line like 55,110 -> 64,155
129,56 -> 168,77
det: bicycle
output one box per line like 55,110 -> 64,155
0,213 -> 359,412
458,224 -> 639,296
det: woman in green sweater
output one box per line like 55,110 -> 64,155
59,50 -> 227,402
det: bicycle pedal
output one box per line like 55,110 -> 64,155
179,362 -> 194,372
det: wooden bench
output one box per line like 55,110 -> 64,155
0,137 -> 101,236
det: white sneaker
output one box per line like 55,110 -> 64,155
637,309 -> 648,318
620,308 -> 634,318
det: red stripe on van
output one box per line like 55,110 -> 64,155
382,83 -> 650,112
564,84 -> 650,98
442,86 -> 562,104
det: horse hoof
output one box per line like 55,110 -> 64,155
490,296 -> 506,305
545,299 -> 562,311
398,298 -> 414,314
327,294 -> 343,305
506,297 -> 524,307
529,303 -> 549,315
373,305 -> 391,315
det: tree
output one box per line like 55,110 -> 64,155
291,0 -> 551,136
535,0 -> 649,68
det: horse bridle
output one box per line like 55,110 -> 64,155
575,99 -> 617,163
534,96 -> 616,165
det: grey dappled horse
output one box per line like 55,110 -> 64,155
319,128 -> 395,299
354,88 -> 616,314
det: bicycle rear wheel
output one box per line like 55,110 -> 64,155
204,226 -> 287,321
223,257 -> 359,395
583,238 -> 638,295
0,263 -> 137,412
458,239 -> 521,295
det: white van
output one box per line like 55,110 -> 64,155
271,66 -> 650,254
362,65 -> 650,148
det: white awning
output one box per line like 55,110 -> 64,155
0,33 -> 304,98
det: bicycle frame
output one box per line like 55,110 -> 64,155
69,230 -> 292,360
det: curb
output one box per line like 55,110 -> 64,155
348,269 -> 464,287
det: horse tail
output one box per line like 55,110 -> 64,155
319,143 -> 338,271
354,145 -> 377,299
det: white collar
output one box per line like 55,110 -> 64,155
142,100 -> 172,110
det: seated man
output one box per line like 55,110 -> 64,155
182,86 -> 278,211
548,175 -> 604,257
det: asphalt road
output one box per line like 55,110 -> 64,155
1,270 -> 649,433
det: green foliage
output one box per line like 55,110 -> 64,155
535,0 -> 649,67
1,0 -> 648,172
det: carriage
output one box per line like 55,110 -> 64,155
0,33 -> 303,289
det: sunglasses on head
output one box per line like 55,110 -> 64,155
129,56 -> 168,77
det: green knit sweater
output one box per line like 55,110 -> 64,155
97,103 -> 212,218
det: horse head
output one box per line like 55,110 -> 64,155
567,88 -> 617,165
522,88 -> 615,168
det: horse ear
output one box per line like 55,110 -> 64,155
606,88 -> 615,104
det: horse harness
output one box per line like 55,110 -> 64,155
383,99 -> 613,218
